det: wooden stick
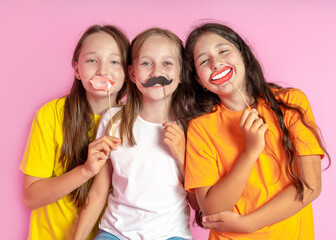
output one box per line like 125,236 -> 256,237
108,89 -> 114,136
231,80 -> 252,111
163,86 -> 168,122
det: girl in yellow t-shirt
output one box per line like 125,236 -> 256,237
20,25 -> 129,240
183,22 -> 330,240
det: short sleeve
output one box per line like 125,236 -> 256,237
96,112 -> 110,139
283,89 -> 324,158
184,119 -> 220,192
20,101 -> 61,177
95,107 -> 121,139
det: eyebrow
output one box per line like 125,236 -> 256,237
138,55 -> 177,60
84,52 -> 121,57
196,43 -> 228,61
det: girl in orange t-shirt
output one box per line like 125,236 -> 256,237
183,22 -> 330,239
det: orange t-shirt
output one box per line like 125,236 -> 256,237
185,88 -> 324,240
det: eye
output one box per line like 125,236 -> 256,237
141,61 -> 152,66
110,60 -> 120,65
163,61 -> 173,66
219,50 -> 228,55
199,58 -> 209,66
86,59 -> 97,63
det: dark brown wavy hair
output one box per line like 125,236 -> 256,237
114,27 -> 188,146
183,22 -> 330,227
59,25 -> 129,208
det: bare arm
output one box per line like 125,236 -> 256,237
74,160 -> 113,240
163,122 -> 199,210
195,109 -> 268,215
202,155 -> 321,233
23,136 -> 120,210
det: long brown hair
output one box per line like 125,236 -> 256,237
184,22 -> 330,226
114,27 -> 188,146
59,25 -> 129,208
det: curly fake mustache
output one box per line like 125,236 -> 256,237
141,76 -> 173,88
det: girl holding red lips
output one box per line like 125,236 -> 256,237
183,22 -> 330,240
20,25 -> 129,240
74,28 -> 197,240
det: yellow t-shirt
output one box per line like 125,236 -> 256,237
185,88 -> 324,240
20,98 -> 101,240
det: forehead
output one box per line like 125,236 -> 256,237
81,31 -> 119,53
139,34 -> 180,57
194,32 -> 235,55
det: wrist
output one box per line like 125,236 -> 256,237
241,150 -> 259,163
243,213 -> 259,233
81,164 -> 95,180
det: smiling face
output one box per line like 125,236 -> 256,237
129,34 -> 181,103
74,31 -> 125,100
193,32 -> 246,99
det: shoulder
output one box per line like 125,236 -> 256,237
37,98 -> 65,115
100,106 -> 122,122
188,105 -> 221,133
33,98 -> 65,128
273,88 -> 310,108
190,105 -> 220,123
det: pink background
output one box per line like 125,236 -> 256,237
1,0 -> 335,239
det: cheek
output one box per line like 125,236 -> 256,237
197,69 -> 209,82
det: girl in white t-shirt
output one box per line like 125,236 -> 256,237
74,28 -> 198,240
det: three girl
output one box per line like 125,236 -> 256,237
22,21 -> 329,240
183,22 -> 329,239
20,25 -> 129,239
74,28 -> 196,240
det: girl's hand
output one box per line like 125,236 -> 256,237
84,136 -> 120,177
202,211 -> 254,233
240,109 -> 268,159
162,122 -> 186,165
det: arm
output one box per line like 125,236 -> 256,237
195,109 -> 268,215
202,155 -> 321,233
23,136 -> 120,210
74,160 -> 113,240
163,122 -> 199,210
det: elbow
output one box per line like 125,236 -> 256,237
303,181 -> 321,203
311,181 -> 322,201
22,191 -> 37,210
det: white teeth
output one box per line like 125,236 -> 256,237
212,68 -> 231,80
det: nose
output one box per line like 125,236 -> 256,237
150,64 -> 162,77
211,57 -> 223,71
97,62 -> 108,76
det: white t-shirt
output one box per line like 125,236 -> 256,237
96,109 -> 192,240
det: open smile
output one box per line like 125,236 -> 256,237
209,66 -> 233,85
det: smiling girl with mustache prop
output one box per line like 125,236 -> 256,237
74,28 -> 198,240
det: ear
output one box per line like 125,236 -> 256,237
178,75 -> 182,84
73,61 -> 80,80
128,65 -> 136,83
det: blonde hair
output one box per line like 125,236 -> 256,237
114,27 -> 186,146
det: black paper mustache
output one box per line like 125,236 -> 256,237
141,76 -> 173,88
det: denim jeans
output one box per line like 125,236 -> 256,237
94,230 -> 187,240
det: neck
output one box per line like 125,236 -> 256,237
86,93 -> 117,115
139,97 -> 173,123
